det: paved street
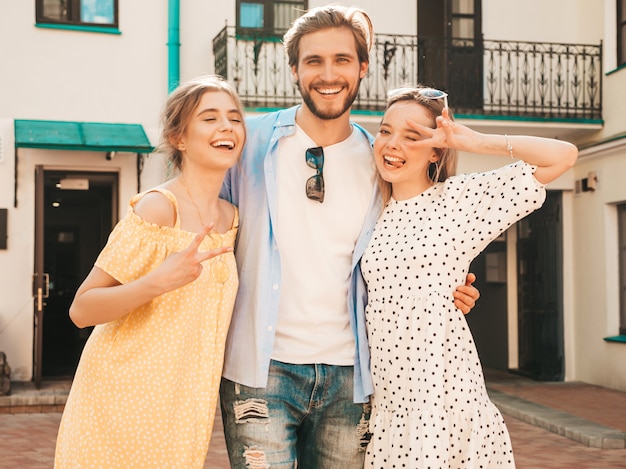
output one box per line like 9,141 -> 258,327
0,409 -> 229,469
1,406 -> 625,469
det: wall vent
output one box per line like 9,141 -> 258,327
575,178 -> 584,195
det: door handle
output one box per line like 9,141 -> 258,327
33,273 -> 50,312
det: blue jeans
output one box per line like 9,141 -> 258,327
219,360 -> 371,469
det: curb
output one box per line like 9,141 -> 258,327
488,388 -> 626,449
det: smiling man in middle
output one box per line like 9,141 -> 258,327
218,5 -> 481,469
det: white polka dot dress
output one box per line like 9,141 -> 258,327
362,162 -> 545,468
54,189 -> 239,469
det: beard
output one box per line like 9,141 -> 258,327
298,79 -> 361,120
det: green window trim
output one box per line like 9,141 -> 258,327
35,23 -> 121,35
603,335 -> 626,343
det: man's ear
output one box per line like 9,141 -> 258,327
359,61 -> 368,79
291,65 -> 299,84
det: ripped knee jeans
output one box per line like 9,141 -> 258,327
219,360 -> 372,469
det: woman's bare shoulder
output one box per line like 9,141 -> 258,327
133,190 -> 176,228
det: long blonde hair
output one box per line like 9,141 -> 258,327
377,85 -> 459,205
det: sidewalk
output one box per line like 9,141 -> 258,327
484,368 -> 626,449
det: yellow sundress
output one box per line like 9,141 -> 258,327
54,188 -> 239,468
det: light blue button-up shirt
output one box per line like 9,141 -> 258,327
220,106 -> 380,403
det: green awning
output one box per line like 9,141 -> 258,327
14,119 -> 154,153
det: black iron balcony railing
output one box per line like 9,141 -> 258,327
213,26 -> 602,120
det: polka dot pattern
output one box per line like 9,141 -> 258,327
362,162 -> 545,468
54,189 -> 239,468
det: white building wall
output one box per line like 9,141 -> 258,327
179,2 -> 237,83
337,0 -> 417,35
0,119 -> 31,380
2,3 -> 162,125
572,147 -> 626,391
566,0 -> 626,391
483,0 -> 602,45
596,72 -> 626,141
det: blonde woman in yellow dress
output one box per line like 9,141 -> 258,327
54,75 -> 245,468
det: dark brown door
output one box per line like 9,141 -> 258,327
466,237 -> 509,371
417,0 -> 483,111
516,191 -> 564,381
33,169 -> 118,381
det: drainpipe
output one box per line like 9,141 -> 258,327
168,0 -> 180,93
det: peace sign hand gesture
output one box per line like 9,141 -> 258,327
404,107 -> 480,153
154,224 -> 233,293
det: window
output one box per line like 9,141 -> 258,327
451,0 -> 475,40
36,0 -> 118,28
617,203 -> 626,335
619,0 -> 626,66
236,0 -> 306,36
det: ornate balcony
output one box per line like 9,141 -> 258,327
213,26 -> 602,120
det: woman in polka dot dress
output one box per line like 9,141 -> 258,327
54,76 -> 246,468
361,86 -> 578,468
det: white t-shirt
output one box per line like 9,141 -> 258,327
272,124 -> 376,365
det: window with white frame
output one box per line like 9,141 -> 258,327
236,0 -> 306,35
619,0 -> 626,66
36,0 -> 118,28
619,203 -> 626,335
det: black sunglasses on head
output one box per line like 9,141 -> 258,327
305,146 -> 324,203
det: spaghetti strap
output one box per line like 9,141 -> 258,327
231,206 -> 239,230
139,188 -> 182,229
